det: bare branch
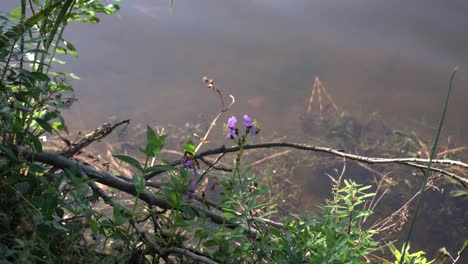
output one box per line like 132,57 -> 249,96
14,145 -> 262,238
162,247 -> 219,264
190,142 -> 468,187
61,119 -> 130,158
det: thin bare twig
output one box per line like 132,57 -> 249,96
195,77 -> 236,153
195,95 -> 235,153
190,142 -> 468,187
61,119 -> 130,158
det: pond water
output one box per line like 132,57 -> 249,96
50,0 -> 468,142
2,0 -> 467,260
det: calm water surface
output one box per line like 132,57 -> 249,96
2,0 -> 467,258
51,0 -> 468,142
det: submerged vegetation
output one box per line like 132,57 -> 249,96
0,1 -> 467,263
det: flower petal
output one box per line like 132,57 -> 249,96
242,114 -> 254,127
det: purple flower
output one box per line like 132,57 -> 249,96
226,116 -> 237,139
242,114 -> 256,135
242,114 -> 254,127
182,157 -> 199,177
189,183 -> 197,192
183,159 -> 193,169
19,107 -> 31,113
186,182 -> 197,200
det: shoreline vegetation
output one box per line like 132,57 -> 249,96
1,1 -> 467,263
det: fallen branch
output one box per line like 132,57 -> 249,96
14,146 -> 262,238
144,142 -> 468,187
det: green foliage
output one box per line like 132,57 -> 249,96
389,243 -> 434,264
0,1 -> 122,262
267,181 -> 379,263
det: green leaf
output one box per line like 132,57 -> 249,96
221,212 -> 237,219
165,191 -> 180,208
65,41 -> 76,51
145,164 -> 175,174
55,46 -> 67,54
141,125 -> 166,157
459,240 -> 468,256
113,155 -> 143,172
58,115 -> 68,134
184,140 -> 195,155
57,41 -> 79,57
9,7 -> 22,21
112,205 -> 127,226
30,72 -> 50,82
89,219 -> 99,235
103,4 -> 120,15
203,239 -> 220,247
30,134 -> 43,152
51,121 -> 64,131
34,117 -> 53,133
0,145 -> 17,161
132,173 -> 145,193
450,190 -> 468,198
31,0 -> 43,8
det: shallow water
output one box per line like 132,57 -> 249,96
25,0 -> 467,141
2,0 -> 467,259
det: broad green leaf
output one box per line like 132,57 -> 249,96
9,7 -> 22,21
113,155 -> 143,172
142,125 -> 166,157
51,121 -> 65,131
30,133 -> 43,152
184,140 -> 195,155
34,117 -> 53,133
89,219 -> 99,235
112,205 -> 127,226
65,41 -> 78,57
132,173 -> 145,193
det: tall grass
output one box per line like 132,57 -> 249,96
399,68 -> 458,263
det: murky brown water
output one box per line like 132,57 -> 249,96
2,0 -> 467,259
41,0 -> 468,141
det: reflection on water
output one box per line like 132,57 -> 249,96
2,0 -> 467,258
